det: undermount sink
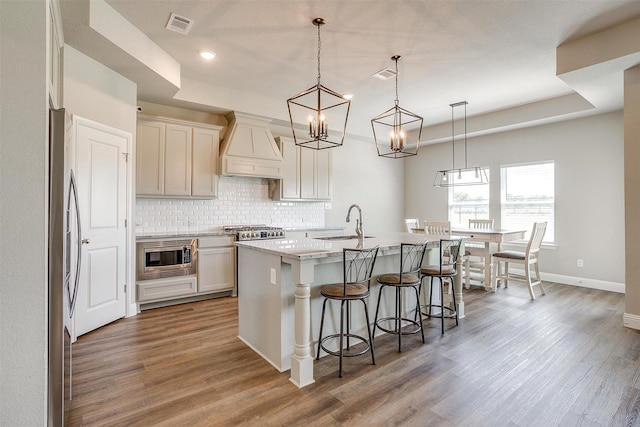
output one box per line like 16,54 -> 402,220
313,235 -> 374,241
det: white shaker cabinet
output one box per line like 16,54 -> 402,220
164,124 -> 192,196
271,136 -> 332,201
136,116 -> 222,198
197,236 -> 236,294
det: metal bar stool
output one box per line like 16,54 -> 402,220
420,239 -> 462,334
373,242 -> 428,352
316,246 -> 380,377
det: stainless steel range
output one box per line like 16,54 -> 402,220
223,225 -> 285,241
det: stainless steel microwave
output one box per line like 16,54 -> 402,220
136,239 -> 197,281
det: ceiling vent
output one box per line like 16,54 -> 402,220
372,67 -> 397,80
165,13 -> 194,35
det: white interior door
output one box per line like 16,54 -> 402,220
75,118 -> 129,337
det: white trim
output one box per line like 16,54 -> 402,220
540,272 -> 624,293
623,313 -> 640,331
501,267 -> 624,293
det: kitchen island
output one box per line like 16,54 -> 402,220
236,232 -> 464,388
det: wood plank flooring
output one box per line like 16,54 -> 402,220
67,282 -> 640,426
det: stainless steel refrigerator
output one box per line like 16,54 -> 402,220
48,107 -> 81,426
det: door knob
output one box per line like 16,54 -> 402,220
82,238 -> 90,244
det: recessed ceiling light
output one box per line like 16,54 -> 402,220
343,93 -> 353,100
199,50 -> 216,60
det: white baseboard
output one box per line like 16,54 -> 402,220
623,313 -> 640,331
540,272 -> 624,294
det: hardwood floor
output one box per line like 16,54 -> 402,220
68,283 -> 640,426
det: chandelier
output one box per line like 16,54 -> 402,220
371,55 -> 423,158
433,101 -> 488,186
287,18 -> 351,150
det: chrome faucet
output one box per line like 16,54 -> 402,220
346,204 -> 364,239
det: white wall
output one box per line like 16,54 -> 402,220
136,176 -> 326,234
0,0 -> 48,424
63,45 -> 138,314
405,111 -> 624,286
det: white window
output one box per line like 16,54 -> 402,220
448,178 -> 490,227
500,162 -> 554,242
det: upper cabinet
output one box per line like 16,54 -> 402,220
270,137 -> 332,201
136,116 -> 222,199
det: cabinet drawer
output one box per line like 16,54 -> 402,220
137,275 -> 197,303
198,235 -> 235,248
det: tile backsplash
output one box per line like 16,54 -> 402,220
135,176 -> 326,235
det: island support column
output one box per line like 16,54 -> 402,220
289,259 -> 315,388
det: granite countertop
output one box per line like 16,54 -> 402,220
284,226 -> 345,232
235,232 -> 442,260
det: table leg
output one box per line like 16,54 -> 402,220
289,261 -> 315,388
483,242 -> 493,291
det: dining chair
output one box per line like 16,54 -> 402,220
373,242 -> 428,352
420,239 -> 462,334
491,222 -> 547,300
316,246 -> 380,377
464,218 -> 495,289
424,220 -> 450,235
405,218 -> 419,233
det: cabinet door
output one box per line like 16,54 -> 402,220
280,138 -> 300,199
164,124 -> 192,196
192,127 -> 220,197
300,147 -> 316,199
198,247 -> 236,293
315,149 -> 332,200
136,121 -> 165,196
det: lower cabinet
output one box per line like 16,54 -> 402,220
137,275 -> 197,303
137,235 -> 236,306
197,236 -> 236,293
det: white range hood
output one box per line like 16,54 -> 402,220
219,112 -> 283,179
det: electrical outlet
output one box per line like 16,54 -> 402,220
577,259 -> 584,268
270,268 -> 277,285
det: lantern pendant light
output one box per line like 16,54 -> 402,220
433,101 -> 489,186
371,55 -> 423,158
287,18 -> 351,150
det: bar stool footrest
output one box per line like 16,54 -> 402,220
420,304 -> 457,319
375,317 -> 422,336
319,333 -> 371,358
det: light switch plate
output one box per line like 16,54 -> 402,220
270,268 -> 277,284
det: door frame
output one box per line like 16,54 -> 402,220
70,115 -> 135,341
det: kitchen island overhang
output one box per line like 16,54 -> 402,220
235,232 -> 464,388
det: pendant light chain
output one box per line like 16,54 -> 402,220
316,20 -> 322,87
394,57 -> 399,106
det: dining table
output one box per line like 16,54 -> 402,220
413,227 -> 527,290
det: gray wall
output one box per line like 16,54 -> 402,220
325,137 -> 405,234
405,111 -> 624,286
0,0 -> 48,424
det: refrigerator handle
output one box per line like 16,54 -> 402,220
68,169 -> 82,317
